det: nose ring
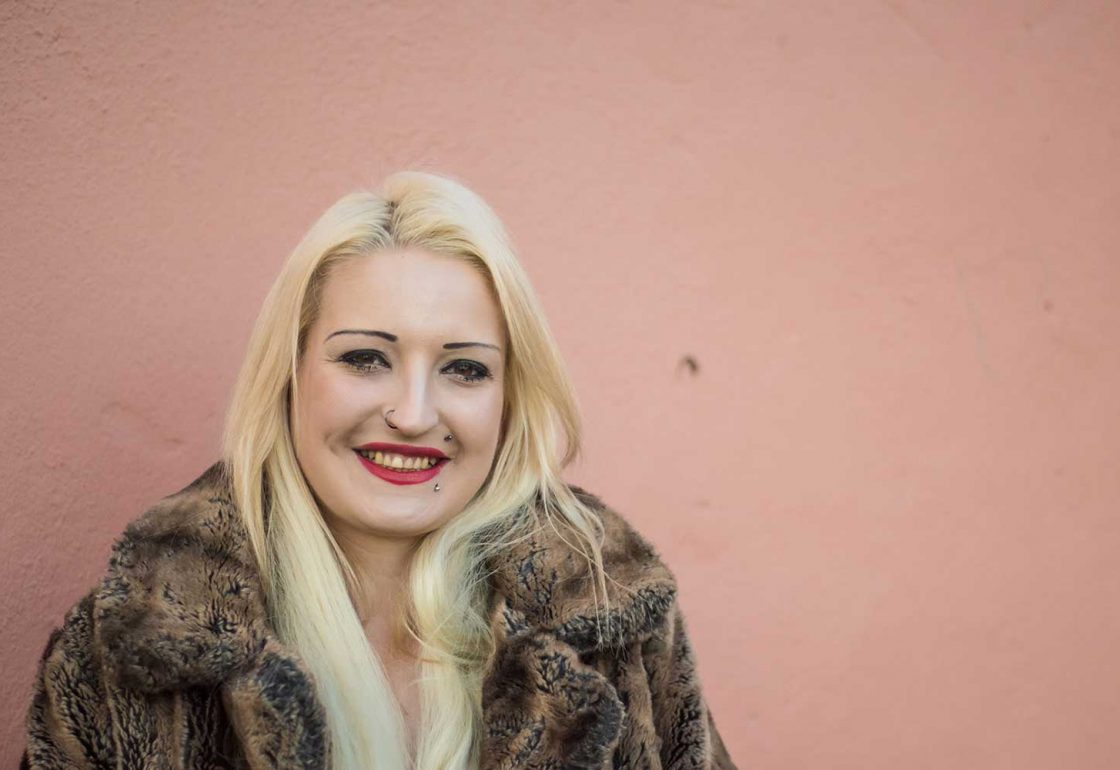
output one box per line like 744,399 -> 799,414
383,408 -> 454,443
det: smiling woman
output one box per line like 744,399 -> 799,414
21,171 -> 737,770
294,251 -> 507,545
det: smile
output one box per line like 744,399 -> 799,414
353,448 -> 449,485
357,449 -> 441,470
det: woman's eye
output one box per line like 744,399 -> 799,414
337,352 -> 490,383
338,349 -> 388,373
444,360 -> 492,383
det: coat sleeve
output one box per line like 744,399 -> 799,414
642,597 -> 738,770
22,591 -> 118,769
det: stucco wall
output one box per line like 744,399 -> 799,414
3,1 -> 1118,766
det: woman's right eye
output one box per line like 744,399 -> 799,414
337,350 -> 389,373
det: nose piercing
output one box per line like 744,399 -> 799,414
383,409 -> 454,444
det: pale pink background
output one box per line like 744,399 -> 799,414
3,1 -> 1119,767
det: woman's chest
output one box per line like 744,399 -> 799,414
382,657 -> 422,755
172,638 -> 657,769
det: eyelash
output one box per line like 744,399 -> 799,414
336,350 -> 493,383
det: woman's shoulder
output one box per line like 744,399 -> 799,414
50,461 -> 270,694
489,482 -> 681,650
112,460 -> 237,543
566,483 -> 679,585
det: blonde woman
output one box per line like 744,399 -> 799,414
22,171 -> 736,770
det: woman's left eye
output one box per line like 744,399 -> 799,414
444,360 -> 492,383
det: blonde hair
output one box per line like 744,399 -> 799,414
220,171 -> 610,770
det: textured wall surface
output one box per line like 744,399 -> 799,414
3,1 -> 1119,767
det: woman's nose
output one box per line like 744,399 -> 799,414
385,365 -> 439,437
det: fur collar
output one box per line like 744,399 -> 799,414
94,461 -> 678,694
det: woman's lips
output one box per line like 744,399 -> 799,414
355,441 -> 449,459
354,449 -> 448,485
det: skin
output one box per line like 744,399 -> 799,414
291,247 -> 507,746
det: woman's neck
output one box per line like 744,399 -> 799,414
324,517 -> 422,654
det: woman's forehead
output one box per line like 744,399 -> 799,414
316,250 -> 505,345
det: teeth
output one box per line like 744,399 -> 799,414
359,450 -> 438,471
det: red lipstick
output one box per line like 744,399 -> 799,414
353,442 -> 450,486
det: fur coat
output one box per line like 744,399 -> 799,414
22,461 -> 736,769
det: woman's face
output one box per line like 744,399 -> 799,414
292,248 -> 506,543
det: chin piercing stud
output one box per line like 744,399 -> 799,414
433,483 -> 441,492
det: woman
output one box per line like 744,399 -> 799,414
22,171 -> 736,769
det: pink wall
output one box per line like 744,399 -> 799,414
3,1 -> 1119,766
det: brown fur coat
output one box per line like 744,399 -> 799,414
22,462 -> 736,769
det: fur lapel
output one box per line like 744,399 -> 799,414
92,462 -> 678,769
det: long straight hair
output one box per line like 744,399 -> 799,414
221,171 -> 610,770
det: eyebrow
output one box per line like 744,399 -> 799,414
325,329 -> 502,352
